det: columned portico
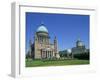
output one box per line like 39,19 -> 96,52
41,49 -> 54,59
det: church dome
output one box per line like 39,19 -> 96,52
77,41 -> 83,46
76,38 -> 84,47
37,24 -> 48,33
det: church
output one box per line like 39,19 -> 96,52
72,39 -> 88,54
30,23 -> 60,59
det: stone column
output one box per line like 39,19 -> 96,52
43,51 -> 45,58
48,51 -> 50,58
44,51 -> 46,59
51,51 -> 53,58
50,51 -> 51,58
47,51 -> 48,58
41,50 -> 42,59
45,51 -> 47,58
48,51 -> 49,58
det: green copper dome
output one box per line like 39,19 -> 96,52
37,24 -> 48,33
76,38 -> 84,47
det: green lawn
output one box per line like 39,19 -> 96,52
26,59 -> 89,67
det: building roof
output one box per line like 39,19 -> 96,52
76,38 -> 84,47
37,24 -> 48,33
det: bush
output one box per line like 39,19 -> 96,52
74,52 -> 89,60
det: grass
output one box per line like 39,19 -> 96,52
26,59 -> 89,67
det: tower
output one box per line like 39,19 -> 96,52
29,39 -> 32,57
54,36 -> 60,58
34,32 -> 38,59
54,36 -> 57,54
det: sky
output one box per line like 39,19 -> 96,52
26,12 -> 89,53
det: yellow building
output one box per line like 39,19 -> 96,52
31,23 -> 60,59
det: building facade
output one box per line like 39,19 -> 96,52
72,39 -> 88,54
30,23 -> 60,59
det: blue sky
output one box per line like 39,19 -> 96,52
26,12 -> 89,53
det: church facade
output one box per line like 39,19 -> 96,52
30,23 -> 60,59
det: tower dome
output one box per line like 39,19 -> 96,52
77,41 -> 83,46
37,23 -> 48,33
76,38 -> 84,47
